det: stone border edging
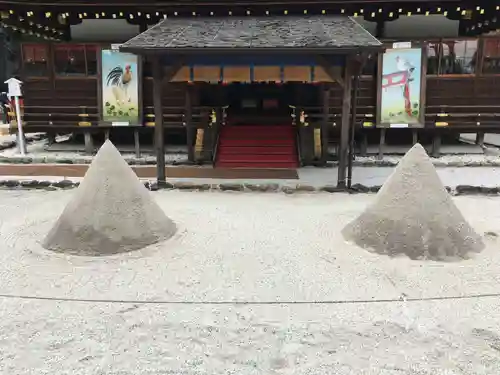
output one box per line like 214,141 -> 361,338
1,154 -> 500,167
0,155 -> 191,166
0,133 -> 46,152
0,179 -> 498,196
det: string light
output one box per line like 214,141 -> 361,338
0,6 -> 493,24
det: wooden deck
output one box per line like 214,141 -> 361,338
0,165 -> 299,179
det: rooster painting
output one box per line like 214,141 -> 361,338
101,50 -> 139,124
106,64 -> 133,104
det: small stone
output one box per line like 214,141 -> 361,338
3,180 -> 20,187
369,185 -> 381,193
351,183 -> 369,193
9,157 -> 32,164
244,184 -> 268,192
319,185 -> 343,193
197,184 -> 211,191
52,180 -> 74,189
295,184 -> 316,192
480,187 -> 500,195
219,183 -> 244,191
455,185 -> 481,195
37,181 -> 52,187
174,182 -> 210,190
281,186 -> 295,194
20,180 -> 39,188
244,184 -> 279,192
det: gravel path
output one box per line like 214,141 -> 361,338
0,190 -> 499,374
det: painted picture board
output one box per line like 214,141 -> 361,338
100,49 -> 140,126
377,46 -> 427,128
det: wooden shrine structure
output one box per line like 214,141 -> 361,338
3,0 -> 500,187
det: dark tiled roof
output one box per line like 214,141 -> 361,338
120,16 -> 381,52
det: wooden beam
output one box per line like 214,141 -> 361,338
152,56 -> 166,184
337,58 -> 353,188
185,84 -> 194,162
320,84 -> 330,164
315,55 -> 344,88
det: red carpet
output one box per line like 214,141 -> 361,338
215,125 -> 298,168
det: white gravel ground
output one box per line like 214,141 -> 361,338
0,190 -> 499,374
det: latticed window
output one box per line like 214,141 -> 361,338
483,38 -> 500,74
54,44 -> 98,76
439,40 -> 477,75
22,44 -> 48,77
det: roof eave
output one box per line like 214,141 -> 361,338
119,45 -> 384,56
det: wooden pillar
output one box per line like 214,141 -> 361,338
152,56 -> 165,183
432,132 -> 441,158
84,132 -> 94,154
337,59 -> 353,188
185,85 -> 194,162
134,129 -> 141,158
321,84 -> 330,164
378,128 -> 386,159
412,129 -> 418,145
347,74 -> 360,188
211,85 -> 224,164
360,132 -> 368,156
476,131 -> 485,147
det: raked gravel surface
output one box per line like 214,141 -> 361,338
0,190 -> 500,374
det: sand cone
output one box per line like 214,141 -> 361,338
342,143 -> 484,261
43,140 -> 176,256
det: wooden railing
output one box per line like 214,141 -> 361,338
17,105 -> 212,132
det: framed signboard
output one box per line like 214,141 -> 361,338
376,43 -> 427,128
98,45 -> 143,126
